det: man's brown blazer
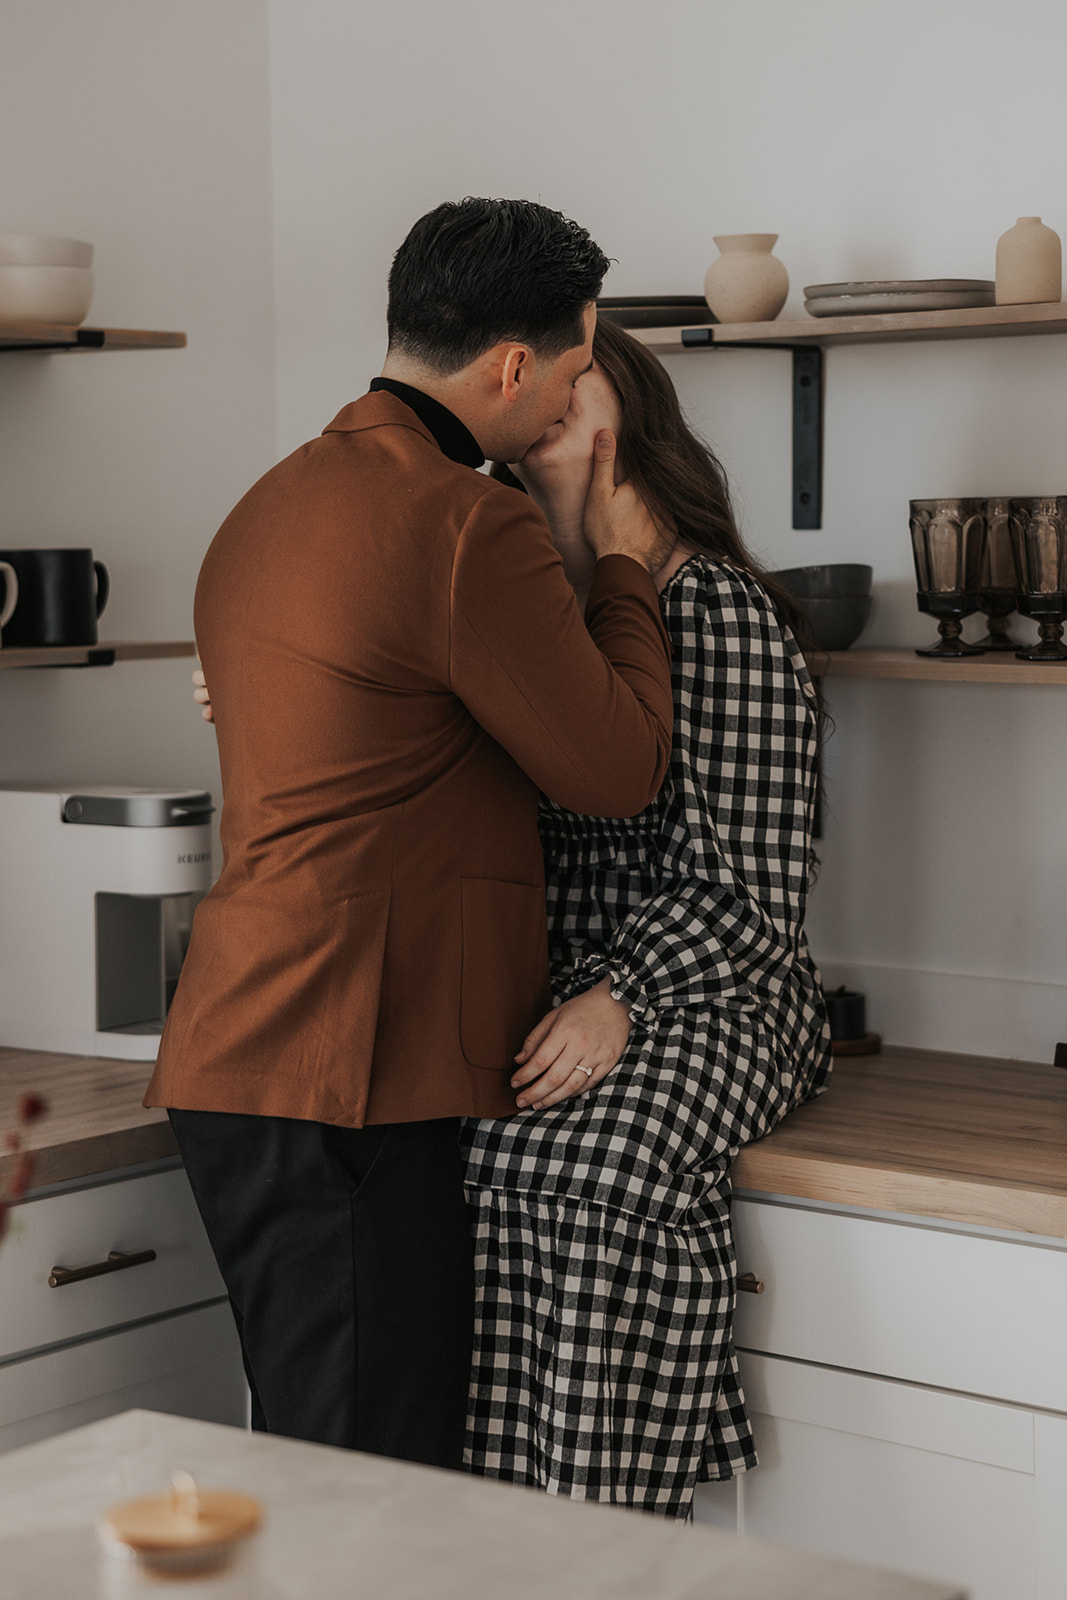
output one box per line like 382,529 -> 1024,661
146,392 -> 673,1127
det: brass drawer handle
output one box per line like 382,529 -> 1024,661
48,1249 -> 157,1289
737,1272 -> 765,1295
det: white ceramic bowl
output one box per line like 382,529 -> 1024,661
0,232 -> 94,268
0,264 -> 94,327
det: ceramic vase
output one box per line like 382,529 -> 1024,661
703,234 -> 789,323
995,217 -> 1061,305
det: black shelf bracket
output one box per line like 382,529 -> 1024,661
681,330 -> 824,530
0,330 -> 108,354
24,647 -> 117,669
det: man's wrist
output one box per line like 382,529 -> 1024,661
592,548 -> 655,573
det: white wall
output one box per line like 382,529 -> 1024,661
0,0 -> 277,824
5,2 -> 1058,1065
266,0 -> 1066,1064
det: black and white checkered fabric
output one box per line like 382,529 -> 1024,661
460,555 -> 832,1518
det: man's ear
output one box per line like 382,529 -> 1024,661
499,343 -> 531,404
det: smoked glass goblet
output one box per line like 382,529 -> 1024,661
909,497 -> 987,657
974,495 -> 1025,651
1011,495 -> 1067,661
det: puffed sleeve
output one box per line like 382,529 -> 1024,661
557,566 -> 820,1020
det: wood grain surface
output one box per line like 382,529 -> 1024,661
635,301 -> 1067,351
0,326 -> 186,350
0,640 -> 196,671
813,648 -> 1067,685
3,1045 -> 1065,1236
0,1048 -> 174,1193
733,1047 -> 1067,1238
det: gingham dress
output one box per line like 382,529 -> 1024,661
459,554 -> 832,1518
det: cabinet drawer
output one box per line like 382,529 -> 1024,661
0,1300 -> 247,1455
740,1350 -> 1035,1473
716,1352 -> 1067,1600
0,1167 -> 225,1361
732,1198 -> 1067,1411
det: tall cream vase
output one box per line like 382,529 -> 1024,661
995,217 -> 1061,305
704,233 -> 788,323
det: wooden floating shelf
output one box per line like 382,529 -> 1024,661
810,648 -> 1067,684
7,642 -> 1058,683
0,325 -> 186,352
634,301 -> 1067,352
632,303 -> 1067,531
0,639 -> 196,670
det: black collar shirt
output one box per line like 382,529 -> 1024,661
368,377 -> 485,470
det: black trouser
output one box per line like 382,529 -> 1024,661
168,1108 -> 474,1470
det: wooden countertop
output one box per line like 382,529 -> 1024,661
733,1046 -> 1067,1239
3,1044 -> 1065,1239
0,1047 -> 174,1192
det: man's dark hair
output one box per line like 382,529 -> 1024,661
387,197 -> 611,375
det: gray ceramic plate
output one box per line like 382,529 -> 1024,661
804,279 -> 995,298
596,295 -> 715,328
805,289 -> 996,316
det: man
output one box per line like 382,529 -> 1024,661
146,197 -> 674,1471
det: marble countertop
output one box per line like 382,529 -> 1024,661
0,1409 -> 964,1599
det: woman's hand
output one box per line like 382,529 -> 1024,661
192,663 -> 214,723
512,978 -> 631,1111
583,431 -> 675,576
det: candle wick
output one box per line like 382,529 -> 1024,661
171,1469 -> 201,1522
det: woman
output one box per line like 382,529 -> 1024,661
458,317 -> 831,1518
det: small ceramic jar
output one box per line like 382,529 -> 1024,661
995,217 -> 1061,305
703,233 -> 789,323
98,1472 -> 263,1598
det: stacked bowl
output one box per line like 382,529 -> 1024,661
0,233 -> 95,328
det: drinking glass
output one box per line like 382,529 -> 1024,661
909,497 -> 987,657
1011,496 -> 1067,661
974,496 -> 1025,651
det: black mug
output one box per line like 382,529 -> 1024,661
0,561 -> 17,645
0,548 -> 109,648
823,986 -> 867,1041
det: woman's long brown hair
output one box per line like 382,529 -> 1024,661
495,317 -> 815,653
590,319 -> 815,646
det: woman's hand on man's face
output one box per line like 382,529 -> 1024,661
192,663 -> 214,723
583,431 -> 676,575
511,978 -> 631,1111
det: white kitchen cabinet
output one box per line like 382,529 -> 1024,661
698,1352 -> 1067,1600
0,1161 -> 247,1453
693,1196 -> 1067,1600
730,1196 -> 1067,1411
0,1300 -> 245,1454
0,1165 -> 230,1360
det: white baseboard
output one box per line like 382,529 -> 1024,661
815,960 -> 1065,1066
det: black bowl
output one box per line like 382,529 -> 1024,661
772,563 -> 874,650
773,563 -> 873,599
793,595 -> 873,650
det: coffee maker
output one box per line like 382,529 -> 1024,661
0,784 -> 214,1060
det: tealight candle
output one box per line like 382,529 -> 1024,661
97,1470 -> 262,1598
